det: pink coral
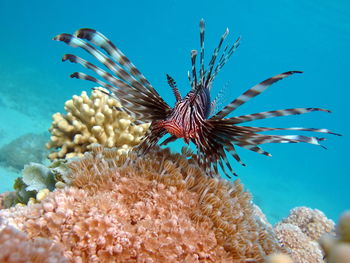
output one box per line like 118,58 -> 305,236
0,146 -> 282,262
0,224 -> 67,263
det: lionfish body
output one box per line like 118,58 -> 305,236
54,19 -> 339,177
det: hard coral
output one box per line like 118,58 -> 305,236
0,146 -> 283,262
46,88 -> 150,160
274,223 -> 324,263
275,206 -> 335,263
319,210 -> 350,263
281,206 -> 335,241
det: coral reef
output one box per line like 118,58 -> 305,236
0,132 -> 49,171
319,210 -> 350,263
0,145 -> 283,262
274,206 -> 335,263
46,88 -> 150,160
0,223 -> 67,263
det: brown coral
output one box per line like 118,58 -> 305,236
46,88 -> 149,160
0,224 -> 67,263
0,145 -> 283,262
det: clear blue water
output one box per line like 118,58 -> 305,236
0,0 -> 349,224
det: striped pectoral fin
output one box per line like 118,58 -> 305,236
238,126 -> 341,136
217,147 -> 237,177
204,28 -> 229,87
55,30 -> 170,107
275,135 -> 327,148
234,139 -> 272,156
190,50 -> 198,88
55,30 -> 172,123
239,134 -> 327,148
63,54 -> 163,108
226,107 -> 331,124
70,72 -> 115,91
209,36 -> 240,83
63,54 -> 157,100
166,74 -> 182,102
212,71 -> 303,120
224,143 -> 246,166
73,28 -> 158,94
136,124 -> 167,156
160,135 -> 178,146
199,19 -> 205,82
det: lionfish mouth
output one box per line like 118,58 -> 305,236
54,19 -> 340,178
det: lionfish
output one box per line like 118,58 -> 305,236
54,19 -> 339,177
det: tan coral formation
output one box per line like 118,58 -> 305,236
266,253 -> 294,263
0,145 -> 283,263
46,88 -> 149,160
274,206 -> 335,263
0,223 -> 67,263
319,210 -> 350,263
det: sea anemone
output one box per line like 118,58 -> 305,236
0,145 -> 283,262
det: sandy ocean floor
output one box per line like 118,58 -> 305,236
0,105 -> 49,192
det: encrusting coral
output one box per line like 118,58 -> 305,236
319,210 -> 350,263
0,145 -> 283,263
274,206 -> 335,263
46,88 -> 150,160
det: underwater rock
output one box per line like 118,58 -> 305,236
0,132 -> 49,172
46,88 -> 150,160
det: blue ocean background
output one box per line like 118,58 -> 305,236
0,0 -> 348,224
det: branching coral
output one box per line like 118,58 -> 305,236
0,145 -> 283,262
46,88 -> 150,160
274,206 -> 335,263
